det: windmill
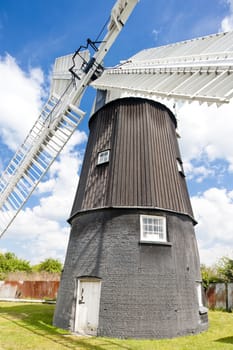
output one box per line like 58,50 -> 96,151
0,0 -> 233,339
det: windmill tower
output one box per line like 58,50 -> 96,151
0,0 -> 233,340
54,96 -> 205,339
53,28 -> 233,337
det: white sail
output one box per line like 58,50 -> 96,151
92,31 -> 233,106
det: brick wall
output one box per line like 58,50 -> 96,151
54,208 -> 207,338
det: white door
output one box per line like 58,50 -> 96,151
75,278 -> 102,335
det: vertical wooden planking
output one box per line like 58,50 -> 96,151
70,97 -> 194,221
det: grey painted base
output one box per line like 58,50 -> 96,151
53,208 -> 208,338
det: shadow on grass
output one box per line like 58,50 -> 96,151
215,336 -> 233,345
0,303 -> 131,350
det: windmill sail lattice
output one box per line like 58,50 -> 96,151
0,0 -> 139,237
0,90 -> 85,236
92,31 -> 233,106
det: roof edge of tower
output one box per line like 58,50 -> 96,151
88,96 -> 177,129
68,206 -> 197,226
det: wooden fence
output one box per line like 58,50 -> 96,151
206,283 -> 233,311
1,279 -> 232,309
0,280 -> 59,300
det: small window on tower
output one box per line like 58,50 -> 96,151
97,150 -> 110,165
177,158 -> 185,176
140,215 -> 167,243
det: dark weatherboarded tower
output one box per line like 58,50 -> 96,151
54,97 -> 208,338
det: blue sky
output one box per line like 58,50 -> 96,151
0,0 -> 233,266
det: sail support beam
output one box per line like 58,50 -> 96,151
0,0 -> 139,237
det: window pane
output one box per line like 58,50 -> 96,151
97,150 -> 110,165
140,215 -> 166,242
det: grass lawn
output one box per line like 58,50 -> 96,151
0,302 -> 233,350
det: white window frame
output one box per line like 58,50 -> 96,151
196,281 -> 203,307
176,158 -> 185,176
140,215 -> 167,243
97,150 -> 110,165
196,281 -> 208,314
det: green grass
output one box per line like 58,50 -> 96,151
0,302 -> 233,350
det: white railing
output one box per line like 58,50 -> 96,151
0,88 -> 85,236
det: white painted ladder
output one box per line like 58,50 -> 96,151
0,0 -> 139,237
0,86 -> 85,236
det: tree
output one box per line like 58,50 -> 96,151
0,252 -> 31,279
34,258 -> 63,273
200,264 -> 221,290
201,257 -> 233,290
216,257 -> 233,283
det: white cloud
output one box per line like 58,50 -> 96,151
0,54 -> 88,264
220,0 -> 233,31
183,161 -> 215,183
191,188 -> 233,266
177,100 -> 233,266
4,208 -> 70,264
197,241 -> 233,267
0,54 -> 44,150
1,130 -> 87,264
177,101 -> 233,172
173,0 -> 233,266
